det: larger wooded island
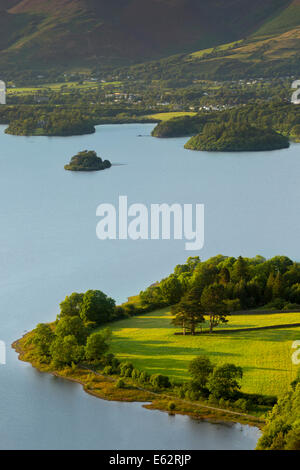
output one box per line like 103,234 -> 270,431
185,123 -> 289,152
5,111 -> 95,137
151,103 -> 300,152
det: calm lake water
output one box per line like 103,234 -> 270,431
1,122 -> 299,449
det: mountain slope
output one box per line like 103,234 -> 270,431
253,0 -> 300,37
0,0 -> 291,70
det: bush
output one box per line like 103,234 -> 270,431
282,302 -> 300,311
150,374 -> 171,390
219,397 -> 227,409
168,402 -> 176,412
225,400 -> 231,409
116,379 -> 125,389
124,367 -> 133,377
234,398 -> 249,412
139,371 -> 150,384
208,394 -> 218,406
87,373 -> 96,383
103,365 -> 113,375
86,381 -> 94,390
185,390 -> 199,401
131,368 -> 141,380
119,362 -> 134,376
101,353 -> 115,366
265,298 -> 285,310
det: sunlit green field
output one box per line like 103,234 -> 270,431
7,80 -> 122,96
107,309 -> 300,397
146,112 -> 197,121
189,39 -> 243,58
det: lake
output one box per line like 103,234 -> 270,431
1,122 -> 299,449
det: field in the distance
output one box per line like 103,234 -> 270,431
107,309 -> 300,397
146,112 -> 197,121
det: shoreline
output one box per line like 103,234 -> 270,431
12,334 -> 265,431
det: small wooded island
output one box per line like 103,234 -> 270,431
184,123 -> 290,152
64,150 -> 112,172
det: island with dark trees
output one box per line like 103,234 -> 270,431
5,110 -> 95,137
151,103 -> 300,152
64,150 -> 112,172
184,123 -> 290,152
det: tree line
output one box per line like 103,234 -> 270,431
138,255 -> 300,334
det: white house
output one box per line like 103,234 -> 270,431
0,81 -> 6,105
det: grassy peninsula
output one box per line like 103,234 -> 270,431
13,255 -> 300,443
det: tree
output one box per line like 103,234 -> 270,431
160,275 -> 184,305
219,267 -> 230,285
264,272 -> 275,303
80,290 -> 115,326
59,292 -> 84,318
33,323 -> 55,357
231,256 -> 249,282
188,356 -> 214,389
272,272 -> 285,299
257,383 -> 300,450
85,329 -> 112,362
150,374 -> 171,389
55,316 -> 88,345
268,256 -> 293,275
207,363 -> 243,399
201,284 -> 228,333
171,296 -> 204,335
50,335 -> 85,367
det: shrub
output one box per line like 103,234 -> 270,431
219,397 -> 226,409
116,379 -> 125,389
282,302 -> 300,311
103,365 -> 113,375
168,402 -> 176,412
120,362 -> 134,376
131,368 -> 141,380
102,353 -> 115,366
208,394 -> 218,406
150,374 -> 171,390
185,390 -> 199,401
234,398 -> 249,412
124,367 -> 133,377
225,400 -> 231,409
86,381 -> 93,390
139,371 -> 150,384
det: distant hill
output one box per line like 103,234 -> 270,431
0,0 -> 291,72
122,0 -> 300,82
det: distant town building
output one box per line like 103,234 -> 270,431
0,81 -> 6,105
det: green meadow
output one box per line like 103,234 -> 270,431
7,81 -> 122,96
146,112 -> 197,121
107,309 -> 300,397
